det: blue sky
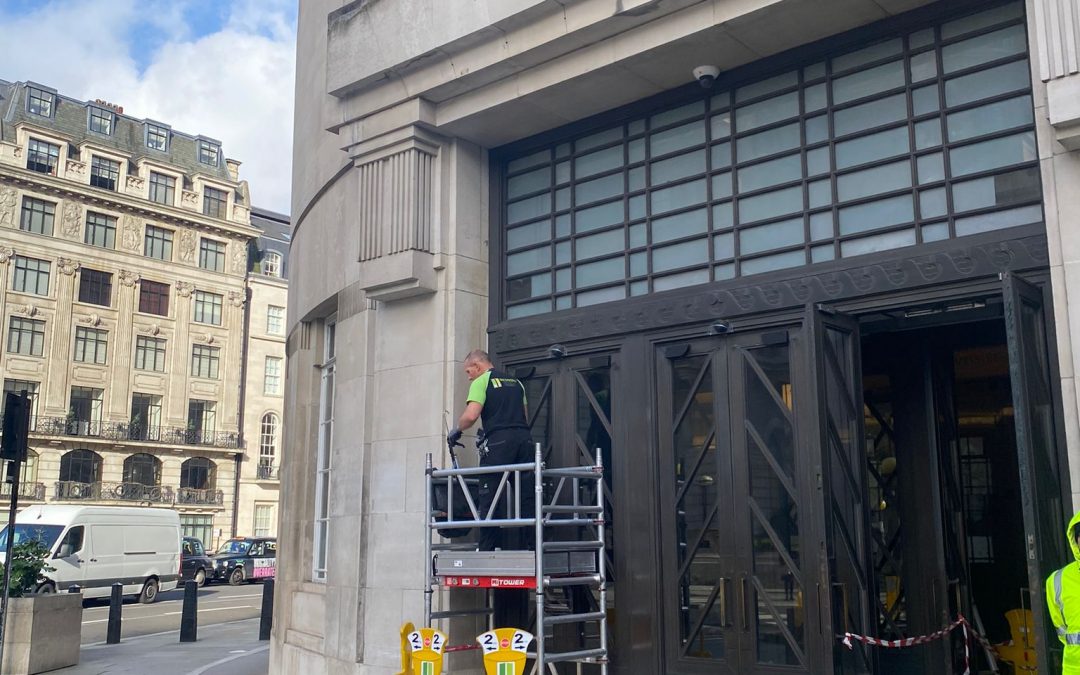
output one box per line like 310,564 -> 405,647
0,0 -> 297,214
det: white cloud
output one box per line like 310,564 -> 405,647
0,0 -> 296,214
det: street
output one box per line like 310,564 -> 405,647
79,583 -> 268,644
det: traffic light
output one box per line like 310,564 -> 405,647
0,392 -> 30,462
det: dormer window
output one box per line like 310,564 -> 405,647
262,251 -> 282,278
27,87 -> 54,117
88,107 -> 113,135
26,139 -> 60,175
146,124 -> 169,152
198,140 -> 220,167
90,156 -> 120,191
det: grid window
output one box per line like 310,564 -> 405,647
148,173 -> 176,206
500,1 -> 1040,318
26,139 -> 59,174
259,413 -> 278,465
144,225 -> 173,260
181,515 -> 213,546
12,256 -> 50,296
186,403 -> 216,445
27,87 -> 53,117
89,156 -> 120,191
78,268 -> 112,306
135,336 -> 166,372
7,318 -> 44,356
266,305 -> 285,335
74,327 -> 108,365
313,316 -> 336,581
84,212 -> 116,248
264,357 -> 282,395
139,280 -> 170,316
19,197 -> 55,235
193,291 -> 222,325
199,238 -> 226,271
262,251 -> 282,277
202,187 -> 227,219
69,388 -> 104,437
130,394 -> 163,442
146,124 -> 169,151
88,107 -> 113,135
3,379 -> 39,430
198,141 -> 220,166
191,344 -> 220,379
254,504 -> 274,537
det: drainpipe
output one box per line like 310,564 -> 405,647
233,283 -> 253,537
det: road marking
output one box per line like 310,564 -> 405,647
83,604 -> 258,624
82,593 -> 263,613
188,644 -> 269,675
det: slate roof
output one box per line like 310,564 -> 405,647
0,78 -> 234,183
250,206 -> 291,280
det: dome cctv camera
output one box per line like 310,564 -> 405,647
692,65 -> 720,89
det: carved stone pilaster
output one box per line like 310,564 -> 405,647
61,202 -> 82,239
65,160 -> 86,179
227,290 -> 245,307
125,176 -> 145,192
181,190 -> 199,208
0,246 -> 14,264
0,188 -> 17,228
231,245 -> 247,274
120,215 -> 141,252
118,269 -> 140,287
176,281 -> 194,298
57,257 -> 79,276
178,229 -> 197,262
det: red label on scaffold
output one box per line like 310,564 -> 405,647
440,575 -> 537,589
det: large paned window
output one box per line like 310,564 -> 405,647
191,344 -> 220,379
59,449 -> 102,484
254,504 -> 275,537
199,238 -> 225,271
181,515 -> 212,546
259,413 -> 278,469
139,279 -> 170,316
499,1 -> 1038,318
78,268 -> 112,306
27,87 -> 54,117
68,388 -> 104,436
193,291 -> 222,325
20,197 -> 55,235
135,336 -> 167,372
123,454 -> 161,486
148,173 -> 176,206
146,124 -> 169,152
26,139 -> 59,175
203,188 -> 227,219
73,327 -> 108,364
185,400 -> 216,447
198,141 -> 220,167
144,225 -> 173,260
262,251 -> 282,277
264,357 -> 282,395
266,305 -> 284,335
89,156 -> 120,190
7,318 -> 44,356
12,256 -> 50,296
88,107 -> 113,135
313,316 -> 336,581
3,379 -> 39,430
84,212 -> 116,249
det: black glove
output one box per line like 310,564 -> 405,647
447,427 -> 463,447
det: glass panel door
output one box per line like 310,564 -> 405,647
1002,273 -> 1068,673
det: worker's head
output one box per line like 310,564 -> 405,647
463,349 -> 492,381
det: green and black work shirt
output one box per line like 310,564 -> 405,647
467,368 -> 528,434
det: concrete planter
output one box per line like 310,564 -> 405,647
1,593 -> 82,674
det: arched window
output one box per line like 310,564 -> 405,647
180,457 -> 215,490
3,449 -> 38,485
262,251 -> 281,278
59,449 -> 102,484
259,413 -> 277,466
123,453 -> 161,486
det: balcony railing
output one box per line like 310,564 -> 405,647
14,416 -> 240,449
55,481 -> 219,506
256,464 -> 279,480
0,482 -> 46,501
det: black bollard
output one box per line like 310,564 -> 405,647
179,579 -> 198,642
106,583 -> 122,644
258,579 -> 274,640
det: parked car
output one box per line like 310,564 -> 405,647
181,536 -> 212,587
0,505 -> 181,603
209,536 -> 276,585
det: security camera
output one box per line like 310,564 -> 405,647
692,65 -> 721,89
549,344 -> 567,358
708,321 -> 732,335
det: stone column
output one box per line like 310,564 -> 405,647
0,246 -> 13,343
223,289 -> 245,434
108,270 -> 139,420
170,281 -> 195,427
44,257 -> 79,414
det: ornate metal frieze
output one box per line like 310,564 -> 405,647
490,235 -> 1050,353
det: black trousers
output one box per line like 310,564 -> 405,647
477,427 -> 535,552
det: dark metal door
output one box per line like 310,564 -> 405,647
808,307 -> 874,674
1002,273 -> 1068,673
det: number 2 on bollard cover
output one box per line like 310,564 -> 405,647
476,628 -> 533,675
407,628 -> 447,675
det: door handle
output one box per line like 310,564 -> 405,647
719,577 -> 728,628
739,575 -> 750,632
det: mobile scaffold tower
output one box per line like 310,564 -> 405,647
424,443 -> 609,674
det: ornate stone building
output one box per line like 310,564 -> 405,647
235,207 -> 290,538
0,80 -> 258,550
281,0 -> 1080,673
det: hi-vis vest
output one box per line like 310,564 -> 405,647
1046,511 -> 1080,674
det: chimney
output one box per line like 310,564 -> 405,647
225,158 -> 241,181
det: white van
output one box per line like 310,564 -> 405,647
0,505 -> 181,603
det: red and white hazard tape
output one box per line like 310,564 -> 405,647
840,614 -> 974,674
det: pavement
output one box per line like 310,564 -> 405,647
53,617 -> 269,675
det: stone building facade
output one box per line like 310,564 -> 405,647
0,80 -> 259,550
235,207 -> 290,538
281,1 -> 1080,673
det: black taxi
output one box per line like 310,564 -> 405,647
209,536 -> 277,585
